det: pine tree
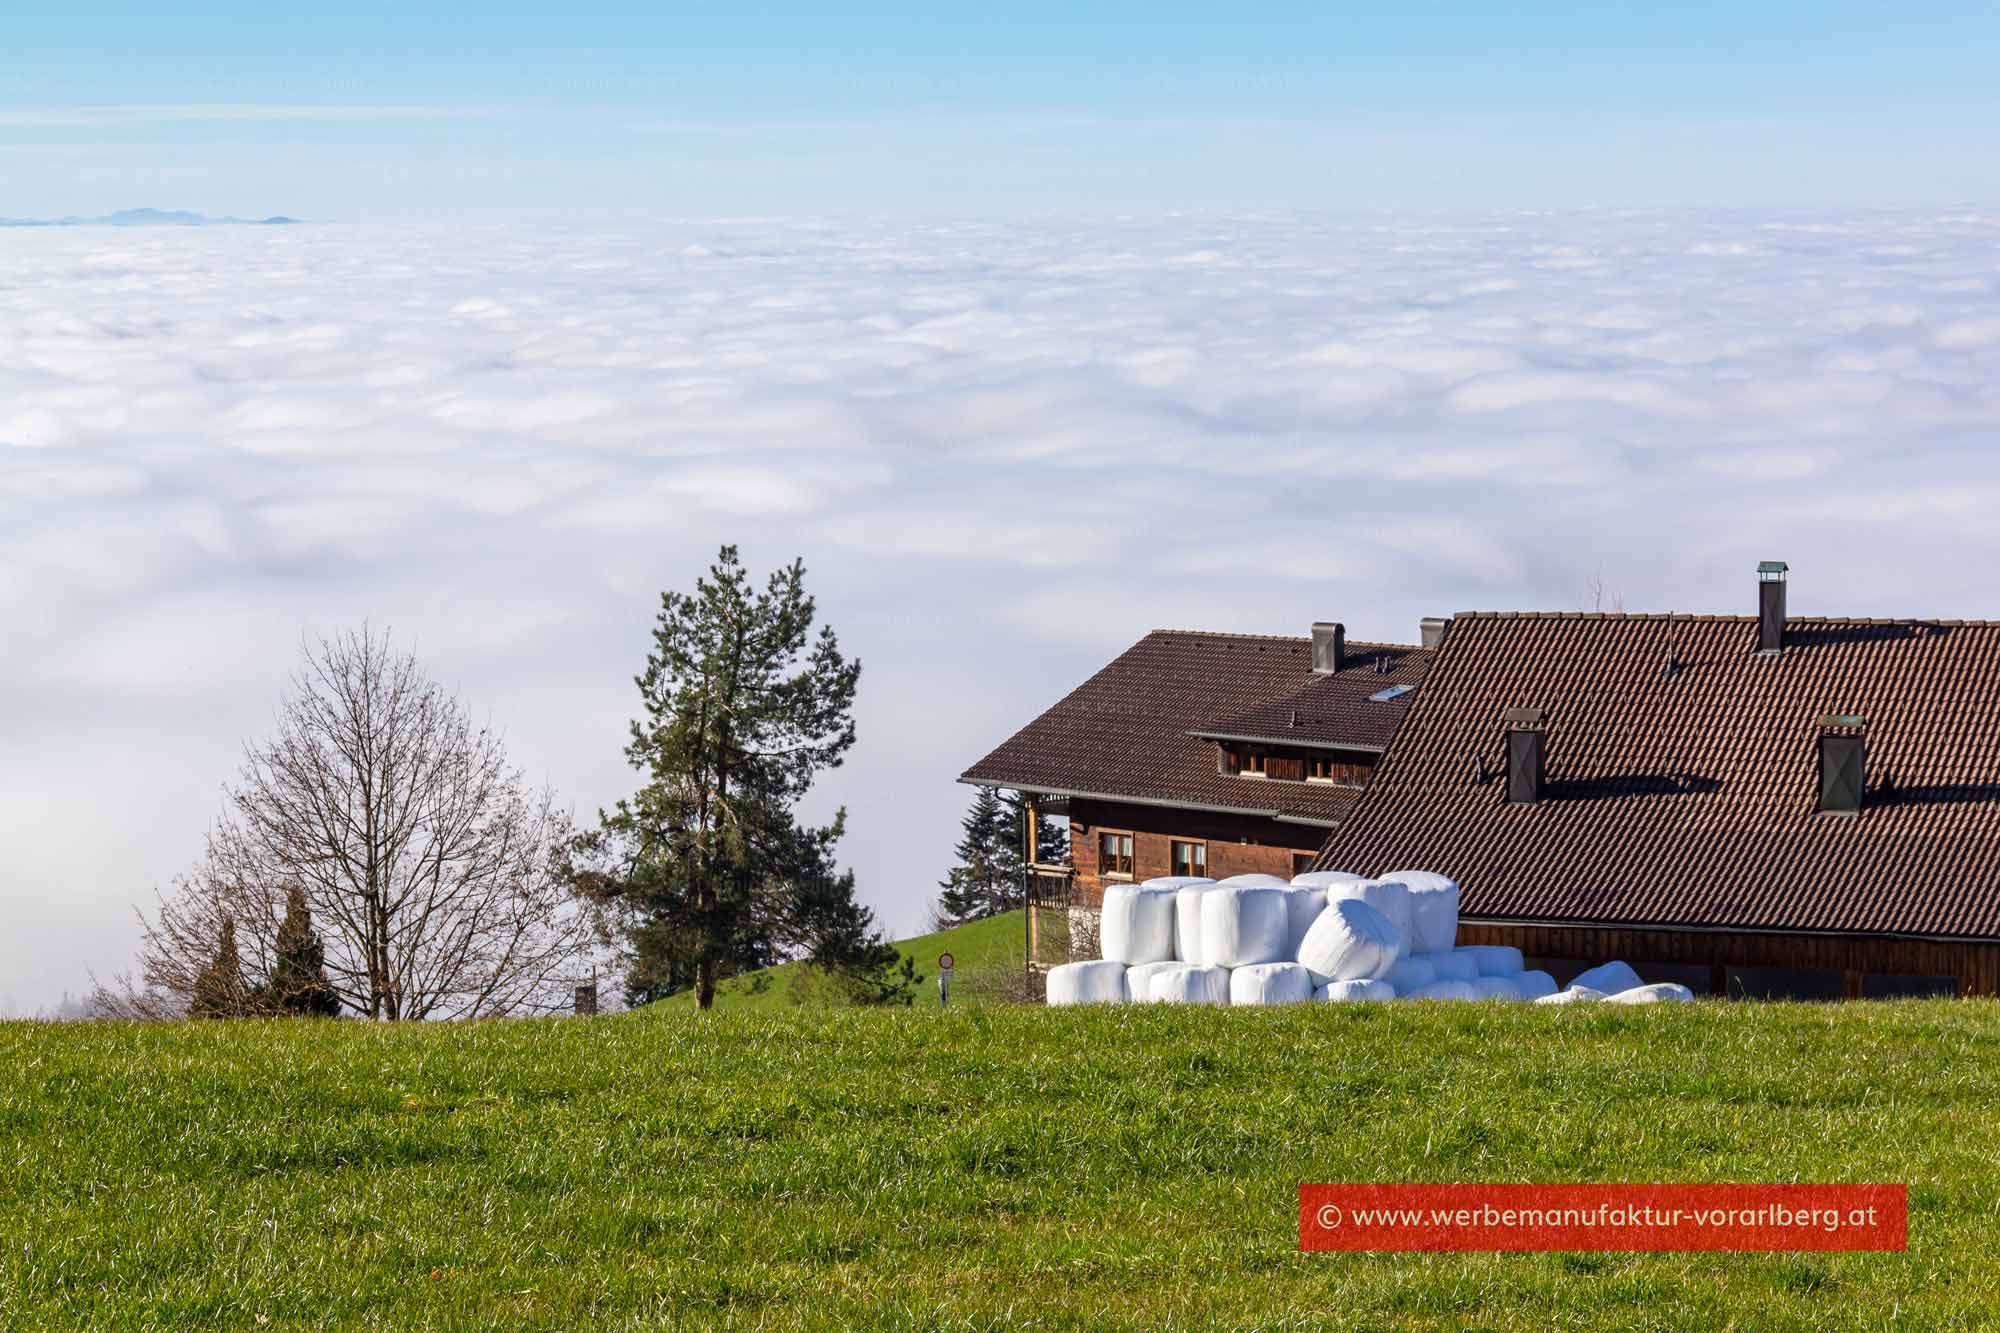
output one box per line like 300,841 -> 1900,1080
269,886 -> 342,1017
573,546 -> 899,1010
188,916 -> 250,1019
935,787 -> 1012,926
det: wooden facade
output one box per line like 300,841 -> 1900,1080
1460,919 -> 2000,999
1067,797 -> 1327,910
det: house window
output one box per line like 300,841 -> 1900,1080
1308,756 -> 1359,784
1292,852 -> 1316,877
1171,839 -> 1207,878
1098,830 -> 1134,879
1239,750 -> 1267,779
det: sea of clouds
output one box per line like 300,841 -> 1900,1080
3,210 -> 1998,1013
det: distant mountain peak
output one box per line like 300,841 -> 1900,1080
0,208 -> 303,228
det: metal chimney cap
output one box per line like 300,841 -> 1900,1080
1502,706 -> 1547,728
1757,560 -> 1789,577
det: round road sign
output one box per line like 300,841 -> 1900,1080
938,951 -> 955,971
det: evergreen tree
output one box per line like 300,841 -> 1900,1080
935,787 -> 1013,926
188,915 -> 250,1019
934,787 -> 1069,925
573,546 -> 900,1010
269,885 -> 342,1017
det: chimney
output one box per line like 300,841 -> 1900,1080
1311,622 -> 1345,673
1817,714 -> 1866,815
1420,617 -> 1451,650
1502,707 -> 1546,805
1757,561 -> 1788,655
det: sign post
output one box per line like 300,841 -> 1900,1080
937,951 -> 955,1008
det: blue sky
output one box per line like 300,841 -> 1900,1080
6,2 -> 1999,216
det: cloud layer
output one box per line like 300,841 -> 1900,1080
4,210 -> 1999,1011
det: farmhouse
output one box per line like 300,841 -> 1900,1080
967,563 -> 2000,998
1316,564 -> 2000,999
960,621 -> 1436,963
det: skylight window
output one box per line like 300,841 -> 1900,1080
1369,684 -> 1413,703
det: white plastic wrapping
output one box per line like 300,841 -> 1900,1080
1606,982 -> 1695,1004
1290,870 -> 1368,890
1469,975 -> 1523,1001
1387,870 -> 1461,953
1405,979 -> 1479,1001
1125,961 -> 1195,1003
1201,886 -> 1289,967
1570,961 -> 1644,995
1324,877 -> 1415,945
1281,887 -> 1328,959
1460,945 -> 1524,977
1150,964 -> 1230,1005
1217,873 -> 1292,887
1383,956 -> 1438,994
1420,950 -> 1481,983
1535,985 -> 1607,1005
1173,884 -> 1217,964
1296,896 -> 1402,985
1513,970 -> 1559,1001
1098,884 -> 1179,964
1229,962 -> 1314,1006
1046,960 -> 1129,1006
1317,978 -> 1396,1002
1141,876 -> 1216,890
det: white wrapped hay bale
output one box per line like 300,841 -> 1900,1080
1406,979 -> 1479,1001
1099,884 -> 1178,965
1218,873 -> 1292,887
1150,964 -> 1231,1005
1297,897 -> 1402,985
1046,960 -> 1129,1006
1142,876 -> 1215,890
1570,961 -> 1644,995
1606,982 -> 1695,1004
1125,961 -> 1195,1003
1317,978 -> 1395,1002
1229,962 -> 1314,1006
1535,985 -> 1607,1005
1513,970 -> 1559,1001
1384,956 -> 1437,995
1201,887 -> 1289,967
1324,877 -> 1415,944
1291,870 -> 1368,890
1420,950 -> 1480,983
1173,884 -> 1217,964
1460,945 -> 1524,977
1281,887 -> 1327,959
1469,975 -> 1523,1001
1387,870 -> 1461,953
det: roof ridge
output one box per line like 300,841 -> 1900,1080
1455,611 -> 2000,626
1148,628 -> 1425,650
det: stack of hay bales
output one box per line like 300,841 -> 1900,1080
1044,870 -> 1690,1007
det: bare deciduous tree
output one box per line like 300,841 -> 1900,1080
99,628 -> 602,1020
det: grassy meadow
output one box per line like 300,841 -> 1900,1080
3,997 -> 1998,1329
652,910 -> 1029,1011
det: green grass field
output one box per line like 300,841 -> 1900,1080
4,997 -> 1997,1329
654,910 -> 1027,1011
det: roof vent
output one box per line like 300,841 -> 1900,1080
1757,561 -> 1788,655
1311,622 -> 1345,674
1502,707 -> 1547,805
1420,617 -> 1451,650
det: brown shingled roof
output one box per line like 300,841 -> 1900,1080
962,629 -> 1432,826
1314,611 -> 2000,940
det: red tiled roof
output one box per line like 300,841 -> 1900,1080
1313,612 -> 2000,940
961,629 -> 1431,826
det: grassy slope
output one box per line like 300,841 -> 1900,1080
654,910 -> 1025,1011
4,1000 -> 1997,1329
